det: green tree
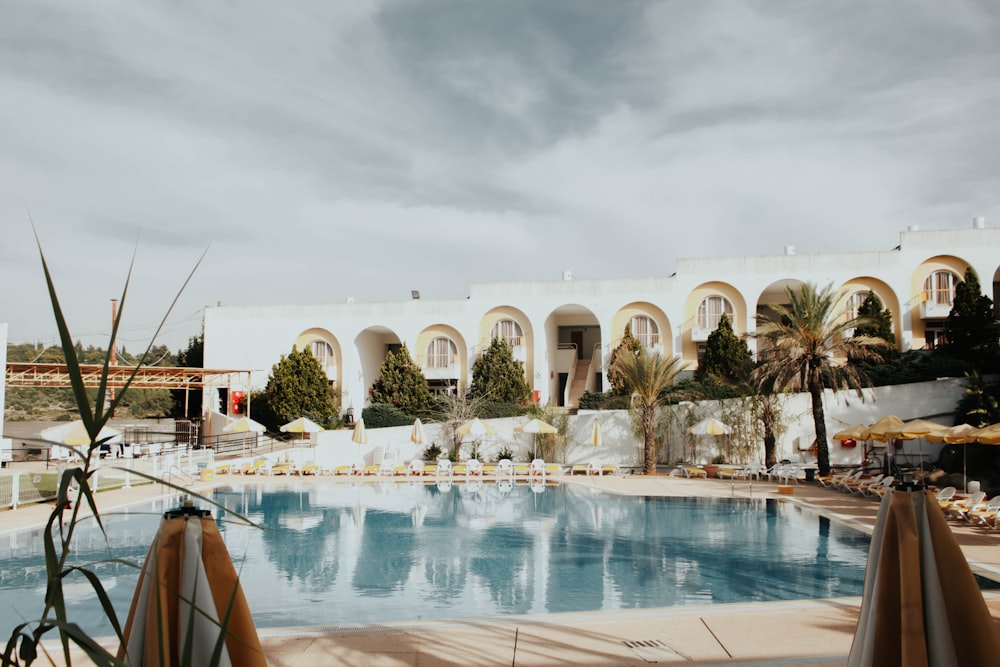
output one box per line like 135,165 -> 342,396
606,323 -> 643,395
696,313 -> 752,384
470,337 -> 531,404
256,346 -> 335,431
370,344 -> 434,416
853,291 -> 894,344
609,347 -> 686,475
171,333 -> 204,418
953,370 -> 1000,427
752,282 -> 885,476
946,267 -> 1000,366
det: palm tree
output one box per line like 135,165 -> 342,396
609,346 -> 687,475
751,282 -> 887,476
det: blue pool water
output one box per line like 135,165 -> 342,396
1,481 -> 873,636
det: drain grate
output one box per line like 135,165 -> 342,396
622,639 -> 686,663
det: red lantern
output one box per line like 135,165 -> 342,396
840,438 -> 856,448
230,391 -> 245,415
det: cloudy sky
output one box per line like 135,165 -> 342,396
2,1 -> 998,352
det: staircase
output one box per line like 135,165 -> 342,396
568,359 -> 591,408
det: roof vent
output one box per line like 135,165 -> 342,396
907,224 -> 919,231
973,216 -> 986,229
562,270 -> 573,281
784,245 -> 796,256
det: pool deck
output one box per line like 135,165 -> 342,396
3,467 -> 1000,666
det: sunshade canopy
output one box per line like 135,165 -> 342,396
223,416 -> 266,433
887,419 -> 947,440
456,418 -> 496,436
832,424 -> 870,441
925,423 -> 982,444
41,420 -> 122,446
974,423 -> 1000,445
864,415 -> 905,443
515,418 -> 557,434
279,417 -> 324,434
688,417 -> 732,436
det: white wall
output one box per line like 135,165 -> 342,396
301,377 -> 964,470
0,323 -> 11,462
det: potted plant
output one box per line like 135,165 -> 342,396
703,454 -> 726,479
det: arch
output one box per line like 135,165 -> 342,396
294,328 -> 342,393
836,276 -> 901,349
542,304 -> 602,408
414,324 -> 469,396
479,306 -> 534,382
610,302 -> 672,357
910,255 -> 970,349
684,282 -> 749,366
353,326 -> 403,407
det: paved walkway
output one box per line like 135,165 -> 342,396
4,467 -> 1000,666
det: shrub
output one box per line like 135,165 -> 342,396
362,403 -> 414,428
477,400 -> 529,419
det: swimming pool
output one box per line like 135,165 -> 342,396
0,481 -> 873,637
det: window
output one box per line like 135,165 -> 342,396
923,271 -> 959,306
491,319 -> 523,347
697,296 -> 734,331
846,291 -> 869,321
426,337 -> 457,368
310,340 -> 335,367
629,315 -> 659,347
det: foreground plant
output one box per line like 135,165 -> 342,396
2,232 -> 210,666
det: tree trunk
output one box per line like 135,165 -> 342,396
643,408 -> 657,475
809,381 -> 831,476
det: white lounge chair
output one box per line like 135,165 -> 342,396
586,461 -> 602,476
407,459 -> 425,476
466,459 -> 484,476
529,458 -> 547,477
436,459 -> 453,477
496,459 -> 515,477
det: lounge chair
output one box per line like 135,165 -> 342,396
407,460 -> 425,476
967,495 -> 1000,526
675,465 -> 707,479
240,458 -> 268,475
452,462 -> 468,475
864,475 -> 895,497
946,491 -> 986,520
295,463 -> 319,476
466,459 -> 484,476
571,464 -> 588,475
717,465 -> 746,480
436,459 -> 453,477
496,459 -> 515,477
935,486 -> 957,510
586,461 -> 602,476
529,458 -> 547,477
377,459 -> 396,476
269,461 -> 292,476
846,473 -> 883,495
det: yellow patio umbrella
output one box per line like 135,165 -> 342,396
975,423 -> 1000,445
864,415 -> 905,443
279,417 -> 324,440
351,417 -> 368,445
688,417 -> 732,436
456,418 -> 496,436
591,418 -> 603,447
887,419 -> 947,441
410,418 -> 426,445
222,416 -> 266,433
925,423 -> 982,445
514,419 -> 557,434
832,424 -> 870,441
40,420 -> 123,447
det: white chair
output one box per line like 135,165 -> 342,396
466,459 -> 484,476
496,459 -> 515,477
586,460 -> 602,476
529,458 -> 547,477
436,459 -> 453,477
407,459 -> 425,476
378,458 -> 396,476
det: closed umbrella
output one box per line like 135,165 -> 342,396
352,417 -> 368,445
591,418 -> 603,448
848,487 -> 1000,665
279,417 -> 324,440
410,418 -> 426,446
118,500 -> 266,666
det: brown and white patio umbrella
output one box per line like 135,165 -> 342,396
848,487 -> 1000,665
590,418 -> 603,448
118,500 -> 265,666
410,418 -> 426,446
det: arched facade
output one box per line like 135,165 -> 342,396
415,324 -> 468,396
683,282 -> 748,364
542,304 -> 602,407
610,302 -> 672,358
910,255 -> 970,350
837,277 -> 901,347
479,306 -> 534,384
294,327 -> 342,394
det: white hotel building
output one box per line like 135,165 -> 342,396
203,224 -> 999,420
